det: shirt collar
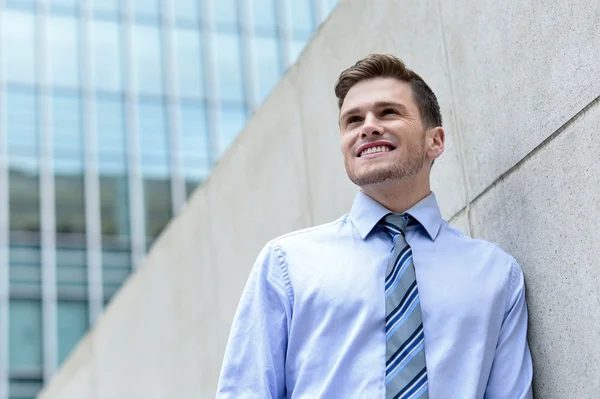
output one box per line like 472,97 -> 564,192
349,190 -> 443,241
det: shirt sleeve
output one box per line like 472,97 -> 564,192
485,259 -> 534,399
216,244 -> 291,398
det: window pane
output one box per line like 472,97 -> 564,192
57,301 -> 89,365
7,88 -> 40,233
48,0 -> 78,14
96,96 -> 130,237
219,105 -> 247,154
215,33 -> 244,102
180,101 -> 210,194
1,11 -> 36,84
175,29 -> 204,98
138,100 -> 172,239
173,0 -> 198,25
254,36 -> 281,103
56,246 -> 87,297
53,94 -> 85,235
4,0 -> 36,10
253,0 -> 277,34
133,0 -> 160,23
133,25 -> 164,96
93,0 -> 120,17
214,0 -> 237,29
8,378 -> 43,399
9,244 -> 41,293
92,20 -> 122,92
9,300 -> 42,372
290,0 -> 314,34
48,17 -> 80,88
102,244 -> 132,301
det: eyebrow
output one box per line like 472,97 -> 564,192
340,101 -> 409,122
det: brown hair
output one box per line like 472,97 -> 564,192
334,54 -> 442,129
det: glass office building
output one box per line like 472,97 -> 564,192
0,0 -> 339,397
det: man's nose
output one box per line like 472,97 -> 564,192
361,114 -> 382,137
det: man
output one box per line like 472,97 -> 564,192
217,54 -> 533,398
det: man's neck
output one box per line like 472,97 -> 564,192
360,179 -> 432,214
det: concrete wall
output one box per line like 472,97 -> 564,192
39,0 -> 600,397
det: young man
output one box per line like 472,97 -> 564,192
217,54 -> 533,398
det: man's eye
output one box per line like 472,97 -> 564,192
347,116 -> 361,124
382,108 -> 398,116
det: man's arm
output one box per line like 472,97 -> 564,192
216,244 -> 291,398
485,259 -> 533,398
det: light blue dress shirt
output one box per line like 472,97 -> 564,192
217,191 -> 533,398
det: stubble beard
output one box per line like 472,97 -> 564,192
345,143 -> 427,187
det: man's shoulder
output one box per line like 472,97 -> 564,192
266,214 -> 351,249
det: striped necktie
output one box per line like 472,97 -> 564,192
380,214 -> 429,399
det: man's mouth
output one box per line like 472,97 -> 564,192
359,145 -> 394,157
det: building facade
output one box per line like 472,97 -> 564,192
0,0 -> 338,397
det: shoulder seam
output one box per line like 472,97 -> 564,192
271,243 -> 295,310
505,258 -> 519,315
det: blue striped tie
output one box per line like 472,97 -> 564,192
381,214 -> 429,399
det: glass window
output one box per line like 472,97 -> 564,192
9,244 -> 41,293
7,88 -> 40,233
48,0 -> 78,15
133,0 -> 160,23
4,0 -> 36,10
213,0 -> 238,29
325,0 -> 339,15
253,0 -> 277,35
56,246 -> 87,297
133,25 -> 164,96
52,93 -> 86,235
57,301 -> 89,365
92,20 -> 123,92
138,100 -> 172,239
290,38 -> 308,65
173,0 -> 198,25
96,96 -> 130,237
180,101 -> 210,196
290,0 -> 315,35
1,11 -> 36,84
219,105 -> 247,154
102,245 -> 131,301
174,29 -> 204,98
215,33 -> 244,102
8,378 -> 44,399
9,300 -> 43,372
93,0 -> 120,18
48,16 -> 80,88
254,36 -> 281,103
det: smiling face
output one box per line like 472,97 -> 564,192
339,77 -> 430,188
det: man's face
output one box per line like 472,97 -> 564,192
339,77 -> 429,188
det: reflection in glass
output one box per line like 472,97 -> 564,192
133,0 -> 160,23
254,36 -> 281,103
138,100 -> 172,239
96,96 -> 130,237
1,11 -> 36,84
219,105 -> 247,154
133,25 -> 164,96
253,0 -> 278,35
175,29 -> 204,98
53,93 -> 85,235
57,301 -> 89,365
180,101 -> 210,196
9,243 -> 41,294
173,0 -> 198,25
7,88 -> 40,232
56,245 -> 87,298
48,16 -> 80,88
290,0 -> 314,35
102,246 -> 132,302
93,0 -> 120,18
213,0 -> 238,29
215,33 -> 244,102
9,300 -> 42,372
92,20 -> 122,92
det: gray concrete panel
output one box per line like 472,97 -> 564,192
440,0 -> 600,199
470,100 -> 600,397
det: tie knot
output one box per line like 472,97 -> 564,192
381,213 -> 410,236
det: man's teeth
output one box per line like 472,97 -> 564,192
361,146 -> 392,157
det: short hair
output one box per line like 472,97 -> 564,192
334,54 -> 442,129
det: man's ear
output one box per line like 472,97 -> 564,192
427,127 -> 445,160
